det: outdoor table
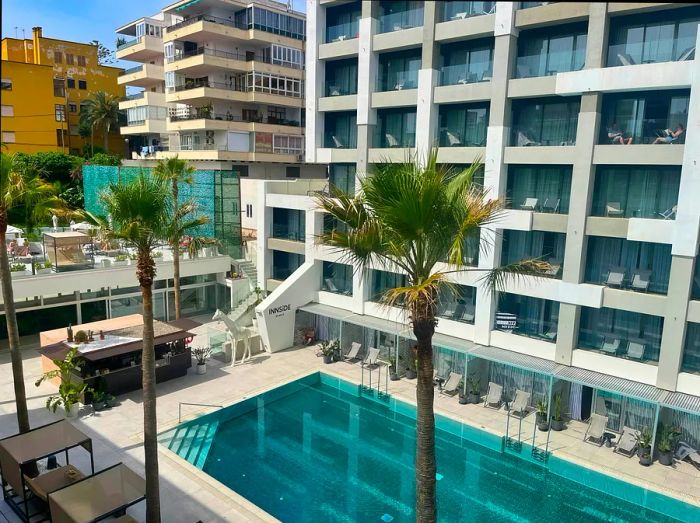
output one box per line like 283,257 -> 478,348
24,464 -> 85,502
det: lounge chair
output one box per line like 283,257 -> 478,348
542,329 -> 557,342
657,205 -> 677,220
516,130 -> 539,146
483,382 -> 503,409
460,303 -> 475,323
331,135 -> 344,148
601,337 -> 621,355
604,267 -> 625,287
325,278 -> 339,292
451,12 -> 468,20
677,46 -> 695,61
520,198 -> 538,211
626,341 -> 645,360
509,390 -> 531,418
439,372 -> 463,397
606,202 -> 625,217
344,342 -> 362,362
362,347 -> 380,367
446,131 -> 462,146
630,270 -> 651,292
542,198 -> 560,213
544,263 -> 561,278
385,134 -> 399,147
614,426 -> 640,457
675,441 -> 700,470
617,53 -> 635,66
583,413 -> 609,446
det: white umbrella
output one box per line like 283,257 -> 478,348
71,221 -> 96,231
6,225 -> 23,237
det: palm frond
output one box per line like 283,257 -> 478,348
479,258 -> 552,292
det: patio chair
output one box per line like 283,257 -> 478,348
331,135 -> 344,148
630,270 -> 651,292
600,337 -> 621,355
544,263 -> 561,278
520,198 -> 539,211
483,382 -> 503,409
460,303 -> 475,323
542,198 -> 560,213
675,441 -> 700,470
439,372 -> 463,397
344,342 -> 362,362
604,267 -> 625,287
542,329 -> 557,342
509,390 -> 531,418
657,205 -> 677,220
677,46 -> 695,61
446,131 -> 462,146
617,53 -> 635,66
626,341 -> 645,360
606,202 -> 625,217
583,413 -> 609,446
325,278 -> 339,292
614,426 -> 640,457
516,130 -> 539,147
362,347 -> 380,368
385,134 -> 400,147
451,12 -> 468,20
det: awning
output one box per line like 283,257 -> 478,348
298,302 -> 354,322
553,366 -> 668,404
469,344 -> 559,375
432,332 -> 479,355
661,391 -> 700,416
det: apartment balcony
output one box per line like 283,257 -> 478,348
120,119 -> 167,135
165,48 -> 303,78
160,134 -> 302,163
119,91 -> 166,110
167,112 -> 302,135
378,4 -> 424,34
117,64 -> 164,88
165,80 -> 303,108
592,144 -> 684,166
503,165 -> 571,231
515,2 -> 589,29
164,14 -> 303,49
321,261 -> 353,296
115,35 -> 163,61
493,292 -> 559,352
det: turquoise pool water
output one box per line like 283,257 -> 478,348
159,373 -> 698,522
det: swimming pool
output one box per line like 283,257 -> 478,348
159,373 -> 698,522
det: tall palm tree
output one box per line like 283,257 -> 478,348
0,153 -> 65,433
317,152 -> 546,522
153,157 -> 194,320
82,91 -> 120,153
99,173 -> 170,523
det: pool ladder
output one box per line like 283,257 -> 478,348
503,408 -> 551,465
360,362 -> 389,401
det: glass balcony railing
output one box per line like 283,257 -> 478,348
379,7 -> 424,33
326,21 -> 359,43
119,65 -> 144,76
521,2 -> 556,8
321,262 -> 353,295
607,41 -> 696,67
442,1 -> 495,21
578,307 -> 663,364
599,119 -> 687,145
515,47 -> 586,78
116,37 -> 142,51
271,251 -> 304,280
324,132 -> 356,149
502,230 -> 566,279
271,224 -> 305,242
494,293 -> 559,342
440,64 -> 492,85
377,70 -> 419,92
170,110 -> 300,127
322,81 -> 357,97
505,165 -> 572,214
682,322 -> 700,374
124,92 -> 145,101
374,130 -> 416,148
436,285 -> 476,324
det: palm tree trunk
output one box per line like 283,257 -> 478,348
171,179 -> 181,320
413,316 -> 436,523
0,217 -> 31,434
139,255 -> 160,523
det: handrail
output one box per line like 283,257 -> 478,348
178,402 -> 223,423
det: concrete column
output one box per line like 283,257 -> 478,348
305,1 -> 325,162
474,2 -> 517,346
256,184 -> 271,290
415,1 -> 439,162
355,1 -> 379,183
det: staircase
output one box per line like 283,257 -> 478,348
159,418 -> 220,469
237,259 -> 258,285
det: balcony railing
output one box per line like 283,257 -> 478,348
322,81 -> 357,97
126,120 -> 147,127
124,92 -> 145,100
116,37 -> 142,50
442,1 -> 495,21
271,224 -> 305,242
170,111 -> 300,127
599,118 -> 687,145
169,79 -> 303,98
607,41 -> 697,68
166,14 -> 246,33
324,132 -> 356,149
120,65 -> 144,76
515,48 -> 585,78
374,131 -> 416,148
377,70 -> 419,92
169,47 -> 254,63
379,7 -> 424,33
511,124 -> 577,146
440,64 -> 492,86
326,21 -> 359,43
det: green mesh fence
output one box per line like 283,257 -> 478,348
83,165 -> 241,257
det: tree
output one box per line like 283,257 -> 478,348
153,157 -> 195,320
91,40 -> 115,65
317,152 -> 546,522
0,153 -> 66,433
81,92 -> 121,153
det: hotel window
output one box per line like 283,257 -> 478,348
78,80 -> 87,90
54,51 -> 63,63
1,78 -> 11,90
55,104 -> 66,122
67,78 -> 75,88
77,56 -> 86,66
1,131 -> 15,143
1,105 -> 14,117
286,166 -> 301,178
511,96 -> 580,146
56,129 -> 67,147
515,23 -> 588,78
69,103 -> 77,113
66,53 -> 74,65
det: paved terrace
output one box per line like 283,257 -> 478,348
1,323 -> 698,522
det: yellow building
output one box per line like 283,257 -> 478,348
1,27 -> 125,155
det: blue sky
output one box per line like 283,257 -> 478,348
2,0 -> 306,68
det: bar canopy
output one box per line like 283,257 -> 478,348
47,463 -> 145,523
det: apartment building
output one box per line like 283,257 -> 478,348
1,27 -> 124,155
256,1 -> 700,439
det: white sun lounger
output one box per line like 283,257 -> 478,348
362,347 -> 380,367
439,372 -> 462,397
509,390 -> 531,418
584,413 -> 609,446
675,441 -> 700,470
344,342 -> 362,362
483,382 -> 503,409
614,426 -> 639,457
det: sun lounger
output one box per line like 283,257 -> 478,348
520,198 -> 538,211
604,267 -> 625,287
542,198 -> 560,213
617,53 -> 635,66
509,389 -> 531,418
626,341 -> 645,361
325,278 -> 339,292
583,413 -> 609,446
600,337 -> 621,355
331,135 -> 344,148
677,46 -> 695,61
344,342 -> 362,362
675,441 -> 700,470
630,270 -> 651,292
460,303 -> 475,323
657,205 -> 677,220
439,372 -> 462,397
606,202 -> 625,217
483,382 -> 503,409
362,347 -> 380,367
614,426 -> 639,457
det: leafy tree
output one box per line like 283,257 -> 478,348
11,152 -> 82,185
81,91 -> 121,153
89,152 -> 122,166
90,40 -> 115,64
317,152 -> 546,522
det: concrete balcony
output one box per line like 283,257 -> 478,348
436,147 -> 485,165
593,144 -> 684,166
267,237 -> 305,255
166,116 -> 303,136
371,89 -> 417,109
504,146 -> 576,164
368,147 -> 416,163
515,1 -> 589,28
115,35 -> 163,61
318,94 -> 358,112
118,91 -> 166,110
434,13 -> 495,43
508,76 -> 557,99
120,119 -> 167,135
315,148 -> 357,164
117,63 -> 164,88
585,216 -> 676,244
318,38 -> 359,60
434,81 -> 491,104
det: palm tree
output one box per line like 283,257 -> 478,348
153,157 -> 194,320
317,152 -> 546,522
99,173 -> 170,523
0,153 -> 65,433
82,91 -> 120,153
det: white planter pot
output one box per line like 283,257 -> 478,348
196,363 -> 207,375
113,260 -> 128,267
36,268 -> 52,275
64,405 -> 77,418
11,271 -> 29,279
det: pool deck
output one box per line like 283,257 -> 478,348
1,326 -> 698,522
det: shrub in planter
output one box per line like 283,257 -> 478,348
550,392 -> 565,431
466,374 -> 481,404
192,346 -> 212,374
35,347 -> 92,418
319,339 -> 335,364
536,399 -> 549,432
10,263 -> 27,278
635,427 -> 653,466
656,424 -> 681,466
36,260 -> 53,274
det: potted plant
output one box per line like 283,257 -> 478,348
536,399 -> 549,431
330,339 -> 342,362
35,347 -> 92,418
405,346 -> 417,379
656,424 -> 680,466
319,340 -> 334,364
389,354 -> 402,381
635,428 -> 653,466
105,393 -> 118,408
113,254 -> 129,266
192,346 -> 212,374
10,263 -> 28,279
91,389 -> 110,412
550,392 -> 566,431
152,250 -> 164,263
458,381 -> 469,404
466,375 -> 481,404
36,260 -> 53,275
